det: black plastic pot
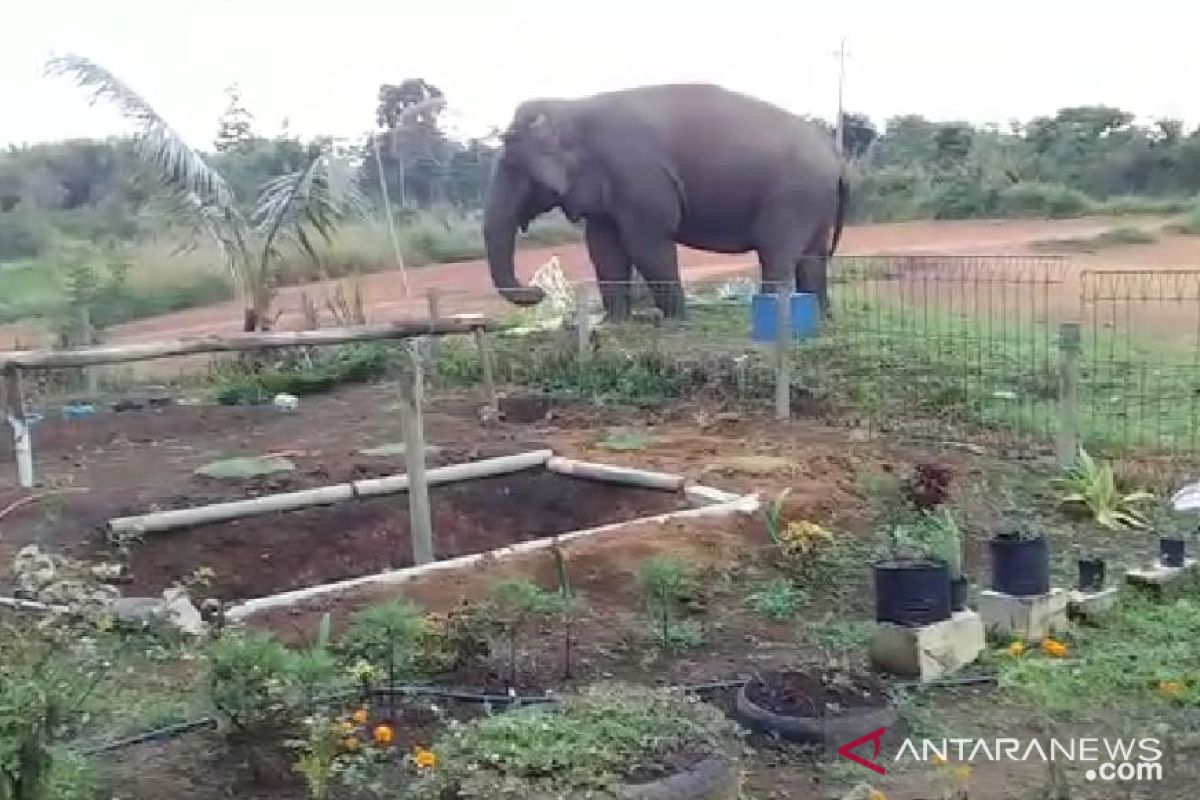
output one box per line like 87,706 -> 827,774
1077,558 -> 1106,592
950,576 -> 969,612
1160,537 -> 1186,568
989,532 -> 1049,597
873,558 -> 952,626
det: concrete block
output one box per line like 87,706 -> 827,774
869,610 -> 985,682
978,588 -> 1068,642
1067,587 -> 1120,623
1126,559 -> 1200,602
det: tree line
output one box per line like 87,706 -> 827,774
4,79 -> 1200,265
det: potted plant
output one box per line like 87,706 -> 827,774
1077,554 -> 1106,591
989,520 -> 1050,597
873,523 -> 952,627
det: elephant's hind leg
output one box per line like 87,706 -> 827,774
585,220 -> 634,321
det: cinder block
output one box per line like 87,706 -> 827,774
1067,587 -> 1120,623
869,610 -> 985,683
1125,559 -> 1200,602
978,588 -> 1069,642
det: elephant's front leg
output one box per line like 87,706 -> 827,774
584,220 -> 634,321
618,222 -> 685,319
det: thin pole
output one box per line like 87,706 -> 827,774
399,342 -> 433,565
833,38 -> 848,158
372,131 -> 410,297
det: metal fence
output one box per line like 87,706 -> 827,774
427,255 -> 1200,462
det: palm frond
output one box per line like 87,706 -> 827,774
45,53 -> 242,220
252,146 -> 369,274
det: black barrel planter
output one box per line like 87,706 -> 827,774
950,576 -> 969,612
616,756 -> 741,800
873,558 -> 952,627
1160,536 -> 1186,568
1077,558 -> 1106,592
989,530 -> 1049,597
734,670 -> 899,749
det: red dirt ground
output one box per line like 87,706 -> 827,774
0,216 -> 1149,353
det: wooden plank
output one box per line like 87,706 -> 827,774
0,316 -> 493,370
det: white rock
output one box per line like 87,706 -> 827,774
273,393 -> 299,412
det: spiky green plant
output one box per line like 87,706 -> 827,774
1055,447 -> 1155,530
45,53 -> 368,331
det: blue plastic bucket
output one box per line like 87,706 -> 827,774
750,292 -> 819,342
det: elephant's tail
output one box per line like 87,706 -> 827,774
829,174 -> 848,256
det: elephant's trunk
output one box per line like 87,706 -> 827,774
483,161 -> 546,306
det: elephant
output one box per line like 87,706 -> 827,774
482,82 -> 848,321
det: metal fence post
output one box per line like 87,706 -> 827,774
1056,321 -> 1082,466
774,282 -> 791,420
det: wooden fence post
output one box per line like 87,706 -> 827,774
4,366 -> 33,488
774,282 -> 792,421
575,286 -> 591,362
425,289 -> 441,370
1056,321 -> 1082,467
398,342 -> 434,566
474,327 -> 497,410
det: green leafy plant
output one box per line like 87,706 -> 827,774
891,506 -> 964,578
636,556 -> 699,648
550,543 -> 589,679
290,613 -> 339,716
0,623 -> 100,800
406,683 -> 740,799
291,713 -> 343,800
342,600 -> 428,692
485,579 -> 563,686
1055,447 -> 1155,530
748,578 -> 809,621
205,630 -> 295,735
763,488 -> 791,545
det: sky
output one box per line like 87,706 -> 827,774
2,0 -> 1198,149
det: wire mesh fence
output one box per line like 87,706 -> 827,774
418,256 -> 1200,461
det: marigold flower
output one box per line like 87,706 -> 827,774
373,724 -> 395,746
1041,639 -> 1068,658
351,708 -> 369,725
868,791 -> 886,800
931,754 -> 946,766
954,765 -> 972,781
1158,680 -> 1184,698
337,721 -> 355,736
413,747 -> 437,769
1007,641 -> 1026,657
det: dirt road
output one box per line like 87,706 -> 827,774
0,215 -> 1185,351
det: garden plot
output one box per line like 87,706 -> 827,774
100,450 -> 750,611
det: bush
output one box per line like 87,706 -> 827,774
205,631 -> 296,734
212,342 -> 394,405
407,683 -> 740,799
1097,194 -> 1196,216
1166,204 -> 1200,235
994,182 -> 1096,218
0,211 -> 53,262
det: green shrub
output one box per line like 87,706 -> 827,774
0,211 -> 53,262
1166,204 -> 1200,235
994,182 -> 1096,218
205,631 -> 296,733
637,557 -> 698,647
747,578 -> 808,621
408,683 -> 740,799
1097,194 -> 1195,216
212,342 -> 393,405
341,600 -> 428,686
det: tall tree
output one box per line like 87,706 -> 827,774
214,83 -> 258,154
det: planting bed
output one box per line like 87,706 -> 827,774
114,468 -> 690,600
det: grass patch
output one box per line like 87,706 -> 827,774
1164,205 -> 1200,235
995,592 -> 1200,716
1030,225 -> 1157,253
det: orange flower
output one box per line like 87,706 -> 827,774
413,747 -> 437,770
1041,639 -> 1068,658
372,724 -> 395,747
351,708 -> 369,725
868,791 -> 886,800
1158,680 -> 1184,698
1007,641 -> 1026,658
342,737 -> 359,752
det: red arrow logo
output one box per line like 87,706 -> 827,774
837,727 -> 887,775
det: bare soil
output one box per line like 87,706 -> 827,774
743,669 -> 890,718
113,470 -> 687,601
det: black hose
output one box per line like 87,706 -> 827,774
73,673 -> 996,756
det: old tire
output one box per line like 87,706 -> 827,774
734,682 -> 898,747
616,756 -> 741,800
